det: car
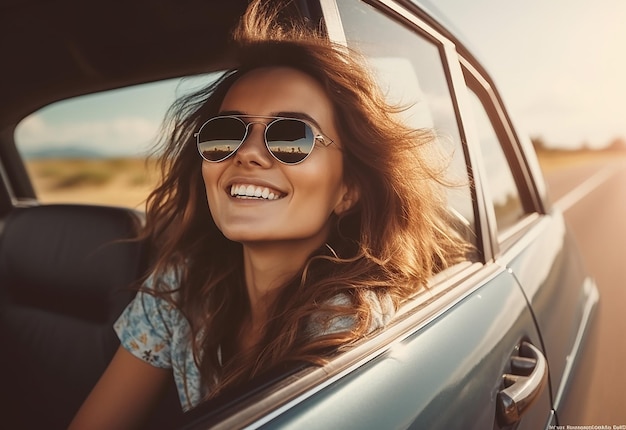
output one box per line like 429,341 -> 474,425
0,0 -> 599,429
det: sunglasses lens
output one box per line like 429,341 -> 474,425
266,119 -> 314,164
197,117 -> 246,161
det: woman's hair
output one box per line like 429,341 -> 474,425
141,0 -> 468,398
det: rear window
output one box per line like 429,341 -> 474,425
15,75 -> 218,209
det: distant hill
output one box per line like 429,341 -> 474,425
22,146 -> 108,159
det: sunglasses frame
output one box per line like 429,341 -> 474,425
195,115 -> 335,165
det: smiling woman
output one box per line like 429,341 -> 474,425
201,67 -> 350,247
68,1 -> 469,428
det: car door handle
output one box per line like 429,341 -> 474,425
496,341 -> 549,426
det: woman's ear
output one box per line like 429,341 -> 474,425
334,184 -> 360,215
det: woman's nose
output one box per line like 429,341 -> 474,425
232,123 -> 274,167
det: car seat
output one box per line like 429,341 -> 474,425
0,204 -> 181,429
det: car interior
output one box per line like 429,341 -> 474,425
0,0 -> 483,428
0,204 -> 168,427
0,0 -> 272,428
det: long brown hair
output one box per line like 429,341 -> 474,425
141,0 -> 467,399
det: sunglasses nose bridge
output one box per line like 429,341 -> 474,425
234,121 -> 273,163
241,120 -> 272,146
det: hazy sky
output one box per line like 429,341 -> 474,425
15,76 -> 212,157
16,1 -> 626,155
434,0 -> 626,149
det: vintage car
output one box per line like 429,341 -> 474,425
0,0 -> 598,429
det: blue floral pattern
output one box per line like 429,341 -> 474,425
114,273 -> 206,411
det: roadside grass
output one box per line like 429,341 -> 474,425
24,157 -> 161,208
535,148 -> 626,172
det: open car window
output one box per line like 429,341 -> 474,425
337,0 -> 477,253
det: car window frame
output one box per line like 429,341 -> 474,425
459,58 -> 547,254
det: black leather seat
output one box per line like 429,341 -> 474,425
0,204 -> 149,429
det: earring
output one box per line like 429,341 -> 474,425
325,243 -> 339,258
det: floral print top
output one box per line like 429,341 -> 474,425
114,285 -> 204,411
114,271 -> 393,412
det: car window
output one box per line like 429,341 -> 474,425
336,0 -> 477,251
465,88 -> 525,233
460,58 -> 540,246
14,74 -> 219,209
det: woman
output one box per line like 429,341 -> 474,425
70,1 -> 467,428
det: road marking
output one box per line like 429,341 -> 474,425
553,167 -> 616,212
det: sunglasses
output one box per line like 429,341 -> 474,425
195,115 -> 335,165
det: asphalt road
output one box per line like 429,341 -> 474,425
542,154 -> 626,425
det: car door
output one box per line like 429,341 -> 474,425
458,49 -> 599,420
181,1 -> 554,428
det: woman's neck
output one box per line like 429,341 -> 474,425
241,238 -> 323,326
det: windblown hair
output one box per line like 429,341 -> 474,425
141,0 -> 468,399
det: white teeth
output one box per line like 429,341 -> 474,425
230,184 -> 282,200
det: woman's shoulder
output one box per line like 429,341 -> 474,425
143,265 -> 182,294
362,289 -> 395,330
120,266 -> 187,332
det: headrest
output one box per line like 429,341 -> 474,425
0,204 -> 147,323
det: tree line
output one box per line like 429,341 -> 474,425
531,136 -> 626,152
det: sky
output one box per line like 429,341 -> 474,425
15,75 -> 214,158
433,0 -> 626,149
15,0 -> 626,155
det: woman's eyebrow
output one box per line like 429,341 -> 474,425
274,111 -> 322,129
218,110 -> 244,116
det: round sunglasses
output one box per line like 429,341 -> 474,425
195,115 -> 335,165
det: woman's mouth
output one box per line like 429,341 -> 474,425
229,184 -> 285,200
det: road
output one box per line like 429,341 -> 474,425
541,153 -> 626,424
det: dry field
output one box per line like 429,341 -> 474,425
24,150 -> 626,209
24,158 -> 161,209
535,148 -> 626,172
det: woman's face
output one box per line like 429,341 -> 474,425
202,67 -> 354,248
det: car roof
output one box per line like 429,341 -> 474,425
0,0 -> 250,128
1,0 -> 487,127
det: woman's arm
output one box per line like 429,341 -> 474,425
69,346 -> 171,430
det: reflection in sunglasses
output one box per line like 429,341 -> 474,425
196,115 -> 332,164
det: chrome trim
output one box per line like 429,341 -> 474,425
442,41 -> 496,263
460,56 -> 543,214
366,0 -> 450,44
553,276 -> 600,410
319,0 -> 347,46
